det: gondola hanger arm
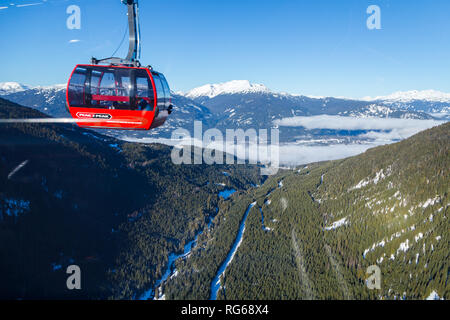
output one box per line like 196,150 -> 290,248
92,0 -> 141,67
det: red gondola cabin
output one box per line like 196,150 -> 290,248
66,64 -> 172,130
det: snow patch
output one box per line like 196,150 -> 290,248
421,196 -> 440,209
415,233 -> 424,242
397,239 -> 410,254
325,217 -> 348,231
426,290 -> 444,300
349,167 -> 392,191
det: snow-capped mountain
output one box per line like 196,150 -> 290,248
185,80 -> 270,99
184,82 -> 438,120
0,82 -> 66,95
0,82 -> 30,95
363,90 -> 450,103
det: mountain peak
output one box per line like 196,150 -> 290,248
185,80 -> 270,99
0,82 -> 30,95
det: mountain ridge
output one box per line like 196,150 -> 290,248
3,80 -> 450,104
182,80 -> 450,103
0,81 -> 447,151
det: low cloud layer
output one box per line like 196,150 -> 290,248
275,115 -> 447,146
123,116 -> 447,167
124,137 -> 377,167
273,115 -> 445,131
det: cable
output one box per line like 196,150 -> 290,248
111,20 -> 129,58
0,118 -> 143,125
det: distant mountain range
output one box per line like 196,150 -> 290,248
182,80 -> 448,120
0,81 -> 448,146
362,89 -> 450,104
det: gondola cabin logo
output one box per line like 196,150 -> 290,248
76,112 -> 112,120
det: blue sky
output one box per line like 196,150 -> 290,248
0,0 -> 449,98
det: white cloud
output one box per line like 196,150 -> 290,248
358,129 -> 410,142
69,39 -> 81,44
16,2 -> 43,8
273,115 -> 446,132
275,143 -> 374,166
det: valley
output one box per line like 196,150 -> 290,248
0,94 -> 448,300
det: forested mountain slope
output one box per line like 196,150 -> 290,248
165,122 -> 449,300
0,98 -> 262,299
